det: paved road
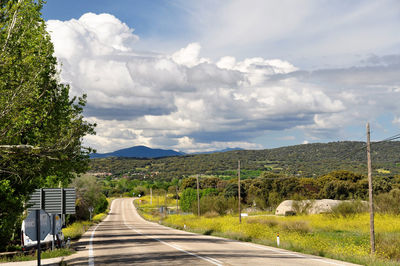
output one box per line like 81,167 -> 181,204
62,198 -> 358,266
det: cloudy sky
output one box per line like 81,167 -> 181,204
42,0 -> 400,153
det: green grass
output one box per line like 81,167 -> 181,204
0,248 -> 74,263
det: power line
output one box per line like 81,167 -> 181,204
375,133 -> 400,143
334,130 -> 400,162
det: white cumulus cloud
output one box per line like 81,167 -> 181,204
46,13 -> 400,153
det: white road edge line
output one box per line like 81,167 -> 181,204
88,223 -> 100,266
123,199 -> 223,266
88,199 -> 116,266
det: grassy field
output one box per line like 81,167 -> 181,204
136,195 -> 400,265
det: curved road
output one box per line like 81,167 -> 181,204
64,198 -> 358,265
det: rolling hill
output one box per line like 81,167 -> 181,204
89,141 -> 400,179
90,145 -> 184,159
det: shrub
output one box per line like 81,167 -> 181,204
203,211 -> 219,218
202,188 -> 218,197
225,197 -> 239,214
92,213 -> 107,223
197,195 -> 215,215
252,196 -> 268,210
194,195 -> 240,216
376,232 -> 400,260
375,189 -> 400,214
180,188 -> 197,212
330,200 -> 368,217
246,217 -> 279,227
95,194 -> 108,214
63,221 -> 92,240
214,196 -> 229,215
224,183 -> 246,199
279,220 -> 311,233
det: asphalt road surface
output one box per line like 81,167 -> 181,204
63,198 -> 359,265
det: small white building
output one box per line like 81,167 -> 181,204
275,199 -> 364,215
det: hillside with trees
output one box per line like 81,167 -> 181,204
89,141 -> 400,215
89,141 -> 400,180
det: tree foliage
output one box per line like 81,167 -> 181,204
90,141 -> 400,181
72,175 -> 106,220
180,188 -> 197,212
0,0 -> 95,250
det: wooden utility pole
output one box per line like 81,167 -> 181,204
150,187 -> 152,205
176,185 -> 179,214
238,160 -> 241,224
196,175 -> 200,216
366,122 -> 375,254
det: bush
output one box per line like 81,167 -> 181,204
376,232 -> 400,260
95,194 -> 108,214
180,188 -> 197,212
202,188 -> 218,197
375,189 -> 400,214
63,221 -> 92,240
203,211 -> 219,218
223,183 -> 246,199
225,197 -> 240,214
192,195 -> 240,216
279,220 -> 311,234
330,200 -> 368,217
92,213 -> 107,223
214,196 -> 229,215
197,195 -> 215,215
253,196 -> 268,210
246,217 -> 279,227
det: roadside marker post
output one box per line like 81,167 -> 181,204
277,233 -> 280,247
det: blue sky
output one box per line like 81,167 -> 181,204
42,0 -> 400,153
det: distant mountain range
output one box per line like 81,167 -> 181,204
90,145 -> 184,159
90,146 -> 244,159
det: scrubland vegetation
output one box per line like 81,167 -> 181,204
90,141 -> 400,179
136,195 -> 400,265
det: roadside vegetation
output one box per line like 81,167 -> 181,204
0,0 -> 95,253
0,196 -> 111,262
136,196 -> 400,265
0,248 -> 74,263
63,197 -> 113,240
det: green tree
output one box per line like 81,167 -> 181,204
0,0 -> 95,250
73,175 -> 104,220
180,188 -> 197,212
223,182 -> 246,201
